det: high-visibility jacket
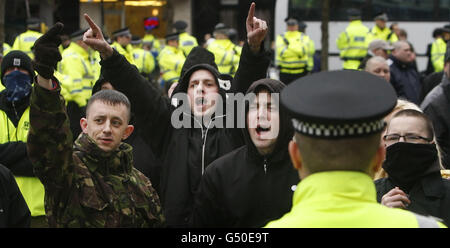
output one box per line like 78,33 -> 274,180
179,32 -> 198,56
276,31 -> 310,74
12,30 -> 42,60
370,25 -> 398,44
0,107 -> 45,217
58,42 -> 96,107
336,20 -> 370,70
157,45 -> 186,83
265,171 -> 446,228
431,37 -> 447,73
111,42 -> 135,65
3,43 -> 11,56
143,34 -> 161,57
132,47 -> 155,75
207,39 -> 241,76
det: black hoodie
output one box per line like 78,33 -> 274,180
100,42 -> 271,227
191,79 -> 299,228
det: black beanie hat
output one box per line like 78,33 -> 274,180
1,50 -> 34,85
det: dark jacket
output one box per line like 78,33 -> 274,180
192,79 -> 299,228
92,77 -> 163,195
389,55 -> 422,105
421,75 -> 450,169
375,174 -> 450,226
0,91 -> 35,177
0,163 -> 30,227
27,82 -> 164,227
100,43 -> 271,227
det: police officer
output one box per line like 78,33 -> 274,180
143,23 -> 161,58
298,21 -> 315,73
336,9 -> 370,70
370,12 -> 398,44
430,27 -> 450,73
0,51 -> 47,227
130,35 -> 155,80
12,17 -> 43,60
173,20 -> 198,57
157,32 -> 186,94
207,23 -> 241,77
265,70 -> 446,228
276,18 -> 311,84
111,27 -> 135,65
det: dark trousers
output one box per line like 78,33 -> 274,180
279,71 -> 309,85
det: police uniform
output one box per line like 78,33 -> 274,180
58,29 -> 97,108
157,32 -> 186,91
207,23 -> 241,77
276,18 -> 312,84
143,33 -> 161,58
430,28 -> 450,73
110,27 -> 136,65
131,36 -> 155,77
370,13 -> 398,44
173,20 -> 198,56
11,18 -> 43,60
265,70 -> 446,228
336,9 -> 370,70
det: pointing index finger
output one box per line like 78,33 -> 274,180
247,2 -> 255,23
84,14 -> 100,33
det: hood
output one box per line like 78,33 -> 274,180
170,46 -> 232,112
243,78 -> 294,161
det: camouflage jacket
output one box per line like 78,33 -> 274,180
27,82 -> 165,227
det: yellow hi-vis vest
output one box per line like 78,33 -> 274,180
0,108 -> 45,217
12,30 -> 43,60
207,39 -> 241,77
431,37 -> 447,72
336,20 -> 370,70
132,47 -> 155,75
276,31 -> 310,74
111,42 -> 136,66
265,171 -> 446,228
179,32 -> 198,56
157,45 -> 186,83
370,25 -> 398,44
58,42 -> 97,107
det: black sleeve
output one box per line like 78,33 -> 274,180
423,105 -> 450,169
0,142 -> 35,177
100,50 -> 173,157
389,70 -> 406,99
0,164 -> 31,227
191,164 -> 228,228
231,42 -> 271,94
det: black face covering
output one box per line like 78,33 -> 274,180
382,142 -> 440,192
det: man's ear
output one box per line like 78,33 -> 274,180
370,144 -> 385,177
80,118 -> 88,134
122,125 -> 134,140
289,140 -> 302,170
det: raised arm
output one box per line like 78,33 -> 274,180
82,14 -> 173,152
27,23 -> 75,191
232,2 -> 270,94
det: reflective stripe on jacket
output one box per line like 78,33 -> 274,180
207,39 -> 241,76
336,20 -> 370,69
12,30 -> 42,60
276,31 -> 310,74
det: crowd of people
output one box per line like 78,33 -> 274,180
0,2 -> 450,228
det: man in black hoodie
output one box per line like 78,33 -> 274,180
82,2 -> 271,227
192,78 -> 299,227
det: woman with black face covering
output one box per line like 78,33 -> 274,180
375,109 -> 450,226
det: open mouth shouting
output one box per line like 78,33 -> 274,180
256,124 -> 271,137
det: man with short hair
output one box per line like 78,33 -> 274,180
265,70 -> 444,227
365,56 -> 390,82
27,23 -> 164,228
192,79 -> 299,227
389,41 -> 422,105
81,3 -> 270,227
376,109 -> 450,226
421,43 -> 450,169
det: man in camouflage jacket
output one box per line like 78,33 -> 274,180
26,23 -> 164,227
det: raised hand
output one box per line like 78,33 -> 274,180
83,14 -> 113,59
33,22 -> 64,79
246,2 -> 268,53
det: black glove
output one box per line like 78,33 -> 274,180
32,22 -> 64,79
